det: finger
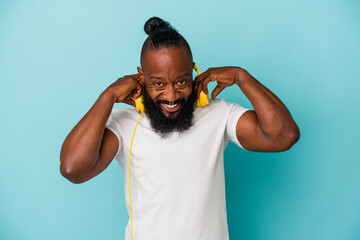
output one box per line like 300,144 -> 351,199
201,72 -> 214,95
194,73 -> 204,87
194,67 -> 212,86
194,76 -> 202,99
199,68 -> 217,94
125,81 -> 142,98
132,84 -> 143,99
125,88 -> 136,99
124,99 -> 135,107
134,74 -> 141,82
201,76 -> 211,95
196,71 -> 212,98
211,84 -> 225,100
196,79 -> 203,99
130,75 -> 141,86
128,73 -> 140,78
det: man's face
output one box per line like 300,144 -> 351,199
138,46 -> 196,136
138,46 -> 194,118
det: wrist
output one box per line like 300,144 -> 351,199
100,88 -> 117,104
235,68 -> 248,86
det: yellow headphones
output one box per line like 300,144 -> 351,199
193,63 -> 210,107
128,64 -> 208,240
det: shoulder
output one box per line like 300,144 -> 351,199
195,98 -> 236,114
210,98 -> 240,109
193,98 -> 252,123
193,98 -> 235,122
108,107 -> 141,123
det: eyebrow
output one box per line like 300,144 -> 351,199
149,73 -> 191,80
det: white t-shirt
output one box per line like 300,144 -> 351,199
105,99 -> 251,240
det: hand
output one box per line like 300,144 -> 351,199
104,74 -> 143,106
194,67 -> 244,99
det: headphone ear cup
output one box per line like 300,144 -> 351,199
134,95 -> 145,112
197,91 -> 209,107
193,63 -> 209,107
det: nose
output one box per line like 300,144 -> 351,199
163,84 -> 179,103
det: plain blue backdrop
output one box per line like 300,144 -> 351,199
1,0 -> 359,239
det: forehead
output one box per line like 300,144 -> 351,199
142,47 -> 192,78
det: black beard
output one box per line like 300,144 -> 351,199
142,84 -> 197,137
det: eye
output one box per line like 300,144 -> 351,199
177,79 -> 187,85
154,82 -> 164,87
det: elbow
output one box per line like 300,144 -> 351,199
280,124 -> 301,151
289,123 -> 301,144
59,160 -> 87,184
59,147 -> 95,184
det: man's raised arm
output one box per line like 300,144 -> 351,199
59,74 -> 142,183
233,68 -> 300,152
195,67 -> 300,152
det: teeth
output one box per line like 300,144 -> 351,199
164,103 -> 178,108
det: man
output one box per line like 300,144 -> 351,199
60,17 -> 300,240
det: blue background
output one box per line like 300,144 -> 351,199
1,0 -> 359,239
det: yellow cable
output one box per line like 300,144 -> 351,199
129,110 -> 143,240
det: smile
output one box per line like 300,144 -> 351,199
161,102 -> 181,113
164,103 -> 178,108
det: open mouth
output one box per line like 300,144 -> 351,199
160,102 -> 182,113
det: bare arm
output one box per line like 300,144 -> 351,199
60,74 -> 142,183
234,68 -> 300,152
195,67 -> 300,152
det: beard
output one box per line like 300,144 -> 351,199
142,84 -> 197,137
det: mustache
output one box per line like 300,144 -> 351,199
156,98 -> 186,105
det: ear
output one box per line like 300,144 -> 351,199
137,66 -> 145,84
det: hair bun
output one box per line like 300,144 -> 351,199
144,17 -> 171,35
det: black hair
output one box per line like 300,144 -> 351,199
140,17 -> 193,66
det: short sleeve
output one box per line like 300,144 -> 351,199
105,112 -> 123,159
225,102 -> 252,150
